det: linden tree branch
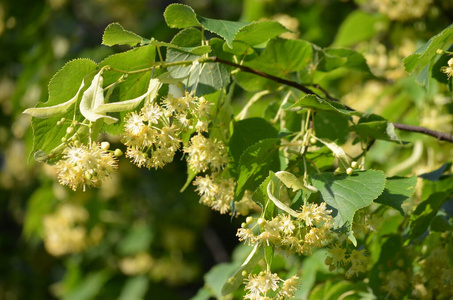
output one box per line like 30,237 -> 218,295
208,56 -> 453,143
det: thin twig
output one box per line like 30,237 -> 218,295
393,123 -> 453,142
209,56 -> 453,143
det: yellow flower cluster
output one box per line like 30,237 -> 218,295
237,202 -> 334,255
123,92 -> 212,169
184,133 -> 228,172
244,270 -> 299,300
325,240 -> 368,278
371,0 -> 432,21
43,203 -> 103,256
441,57 -> 453,79
193,173 -> 235,214
119,252 -> 199,285
381,269 -> 409,298
418,246 -> 453,298
55,142 -> 118,191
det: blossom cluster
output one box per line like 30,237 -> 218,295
244,270 -> 299,300
441,57 -> 453,79
43,203 -> 103,256
55,141 -> 118,191
370,0 -> 432,21
122,92 -> 214,169
237,202 -> 334,255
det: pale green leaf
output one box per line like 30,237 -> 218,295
102,22 -> 145,47
221,244 -> 263,296
311,170 -> 386,230
24,80 -> 85,119
79,71 -> 118,124
94,78 -> 161,114
314,137 -> 350,166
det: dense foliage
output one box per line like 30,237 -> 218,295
2,0 -> 453,299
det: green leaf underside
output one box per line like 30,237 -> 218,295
236,138 -> 281,199
102,23 -> 144,47
167,29 -> 230,96
374,175 -> 417,215
289,94 -> 355,116
229,117 -> 279,162
31,59 -> 97,154
311,170 -> 386,229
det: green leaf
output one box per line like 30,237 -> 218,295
221,244 -> 263,296
119,276 -> 149,300
98,44 -> 156,134
318,48 -> 372,74
352,114 -> 401,142
31,59 -> 97,154
430,215 -> 453,232
275,171 -> 306,192
23,186 -> 56,239
65,271 -> 110,300
314,111 -> 350,144
102,23 -> 145,47
167,30 -> 230,96
333,11 -> 387,47
229,117 -> 278,162
404,24 -> 453,73
234,21 -> 288,46
117,225 -> 153,256
246,38 -> 313,76
419,162 -> 452,181
198,16 -> 249,48
374,175 -> 416,215
311,170 -> 386,230
236,138 -> 281,199
409,192 -> 450,240
164,4 -> 200,29
164,3 -> 250,47
289,94 -> 355,116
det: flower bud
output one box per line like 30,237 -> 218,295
101,141 -> 110,150
346,167 -> 353,175
114,149 -> 123,157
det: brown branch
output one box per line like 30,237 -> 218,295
210,56 -> 453,143
393,123 -> 453,142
